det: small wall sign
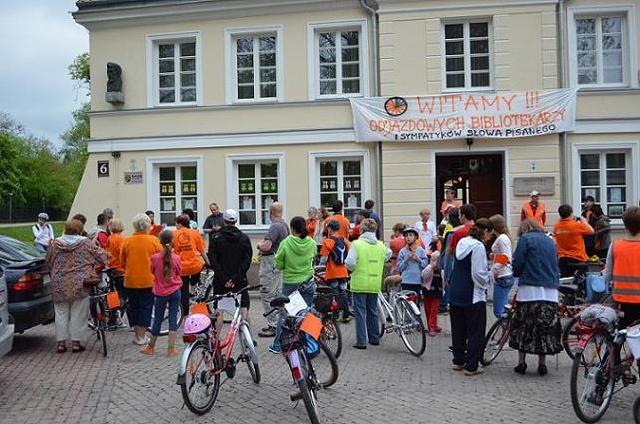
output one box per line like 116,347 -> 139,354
513,177 -> 555,196
124,171 -> 143,184
97,160 -> 110,178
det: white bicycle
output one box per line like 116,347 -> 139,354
377,288 -> 426,357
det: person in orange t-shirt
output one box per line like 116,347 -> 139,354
173,215 -> 209,316
319,220 -> 351,322
323,200 -> 351,240
145,210 -> 164,237
106,219 -> 126,315
553,204 -> 594,277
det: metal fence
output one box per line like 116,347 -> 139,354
0,203 -> 68,224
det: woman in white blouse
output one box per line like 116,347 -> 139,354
489,215 -> 514,318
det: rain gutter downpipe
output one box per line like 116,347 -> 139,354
359,0 -> 384,234
558,0 -> 569,204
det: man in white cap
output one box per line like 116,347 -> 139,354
209,209 -> 253,320
520,190 -> 547,228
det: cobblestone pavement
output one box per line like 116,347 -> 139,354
1,299 -> 637,424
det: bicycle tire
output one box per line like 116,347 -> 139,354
239,323 -> 261,384
396,297 -> 426,357
98,300 -> 108,357
378,299 -> 386,338
562,316 -> 580,360
481,316 -> 510,366
313,341 -> 339,388
570,331 -> 616,423
181,342 -> 221,415
321,319 -> 342,359
633,396 -> 640,424
297,373 -> 321,424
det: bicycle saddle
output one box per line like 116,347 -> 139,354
270,296 -> 291,307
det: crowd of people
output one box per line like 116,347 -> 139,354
33,190 -> 640,380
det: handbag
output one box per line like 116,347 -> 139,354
83,266 -> 102,287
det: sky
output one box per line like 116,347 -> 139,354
0,0 -> 89,147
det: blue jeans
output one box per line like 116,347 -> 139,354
272,281 -> 316,351
150,290 -> 181,336
492,275 -> 515,319
353,293 -> 380,346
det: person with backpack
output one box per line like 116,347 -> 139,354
320,220 -> 351,322
396,228 -> 428,295
33,212 -> 55,252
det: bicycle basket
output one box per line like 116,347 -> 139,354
106,292 -> 120,310
313,291 -> 334,313
627,324 -> 640,360
578,304 -> 618,332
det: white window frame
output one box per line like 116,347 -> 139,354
225,153 -> 286,231
440,19 -> 494,93
308,150 -> 371,219
571,141 -> 640,224
145,156 -> 205,229
567,5 -> 638,89
146,31 -> 203,107
307,19 -> 370,100
224,26 -> 284,105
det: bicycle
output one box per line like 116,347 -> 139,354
177,285 -> 261,415
570,305 -> 639,423
481,295 -> 517,366
264,293 -> 339,424
377,286 -> 426,357
311,266 -> 343,359
88,283 -> 110,357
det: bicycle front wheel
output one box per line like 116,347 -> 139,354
634,396 -> 640,424
562,316 -> 581,360
298,375 -> 321,424
321,319 -> 342,359
181,342 -> 221,415
570,331 -> 615,423
98,301 -> 108,357
481,316 -> 510,366
377,298 -> 387,338
239,322 -> 260,384
395,297 -> 426,357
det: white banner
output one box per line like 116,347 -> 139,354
349,88 -> 577,142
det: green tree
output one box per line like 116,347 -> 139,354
68,52 -> 90,93
62,53 -> 91,181
0,131 -> 26,204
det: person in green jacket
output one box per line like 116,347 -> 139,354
269,216 -> 317,353
345,218 -> 391,349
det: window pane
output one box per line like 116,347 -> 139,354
160,213 -> 175,226
445,41 -> 463,55
181,73 -> 196,87
344,177 -> 361,191
260,84 -> 276,98
341,31 -> 359,46
320,65 -> 336,79
607,187 -> 626,203
237,54 -> 253,68
160,197 -> 176,212
239,178 -> 255,194
341,47 -> 359,62
180,88 -> 195,102
180,42 -> 195,57
159,44 -> 174,58
159,59 -> 174,73
603,67 -> 623,84
343,160 -> 361,175
470,40 -> 489,54
160,183 -> 175,196
602,35 -> 622,50
603,52 -> 622,67
238,85 -> 254,99
181,58 -> 196,72
577,52 -> 597,68
159,75 -> 174,88
160,167 -> 175,180
577,35 -> 596,51
576,18 -> 596,35
239,211 -> 256,225
238,70 -> 254,84
239,195 -> 255,209
606,170 -> 625,185
578,69 -> 597,84
319,48 -> 336,63
342,64 -> 359,78
446,57 -> 464,72
320,81 -> 337,95
581,154 -> 600,169
606,153 -> 625,169
261,163 -> 278,178
321,193 -> 338,208
445,24 -> 463,39
181,166 -> 196,181
237,38 -> 253,53
446,74 -> 465,88
159,89 -> 175,103
469,23 -> 488,37
181,197 -> 197,212
261,195 -> 277,209
581,188 -> 600,203
261,180 -> 278,194
471,56 -> 489,70
607,205 -> 625,219
259,53 -> 276,67
321,177 -> 338,192
259,36 -> 276,52
343,79 -> 360,94
602,17 -> 622,33
343,193 -> 362,209
320,161 -> 338,176
238,164 -> 255,179
471,73 -> 490,87
581,170 -> 600,186
319,32 -> 336,47
260,68 -> 276,83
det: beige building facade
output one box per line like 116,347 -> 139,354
72,0 -> 640,240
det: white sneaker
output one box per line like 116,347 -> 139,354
132,335 -> 150,346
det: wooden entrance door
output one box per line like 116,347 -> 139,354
436,154 -> 504,222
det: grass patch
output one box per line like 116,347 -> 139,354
0,223 -> 65,244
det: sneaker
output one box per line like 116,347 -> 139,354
268,344 -> 281,354
514,363 -> 527,375
167,348 -> 179,358
133,335 -> 150,346
353,344 -> 367,350
340,316 -> 351,324
463,368 -> 482,376
140,346 -> 155,355
259,328 -> 276,338
452,364 -> 464,371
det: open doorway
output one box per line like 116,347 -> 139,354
435,154 -> 505,222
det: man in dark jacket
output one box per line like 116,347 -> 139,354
209,209 -> 253,319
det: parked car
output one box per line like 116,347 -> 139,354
0,236 -> 54,333
0,270 -> 14,357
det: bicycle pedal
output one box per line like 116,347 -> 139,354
622,373 -> 637,386
290,391 -> 302,402
225,359 -> 237,379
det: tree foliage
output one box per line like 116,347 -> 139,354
62,53 -> 91,182
68,52 -> 90,93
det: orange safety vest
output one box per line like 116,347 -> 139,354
523,201 -> 546,227
612,240 -> 640,304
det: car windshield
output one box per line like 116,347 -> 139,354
0,238 -> 44,263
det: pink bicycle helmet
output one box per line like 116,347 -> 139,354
183,313 -> 211,335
